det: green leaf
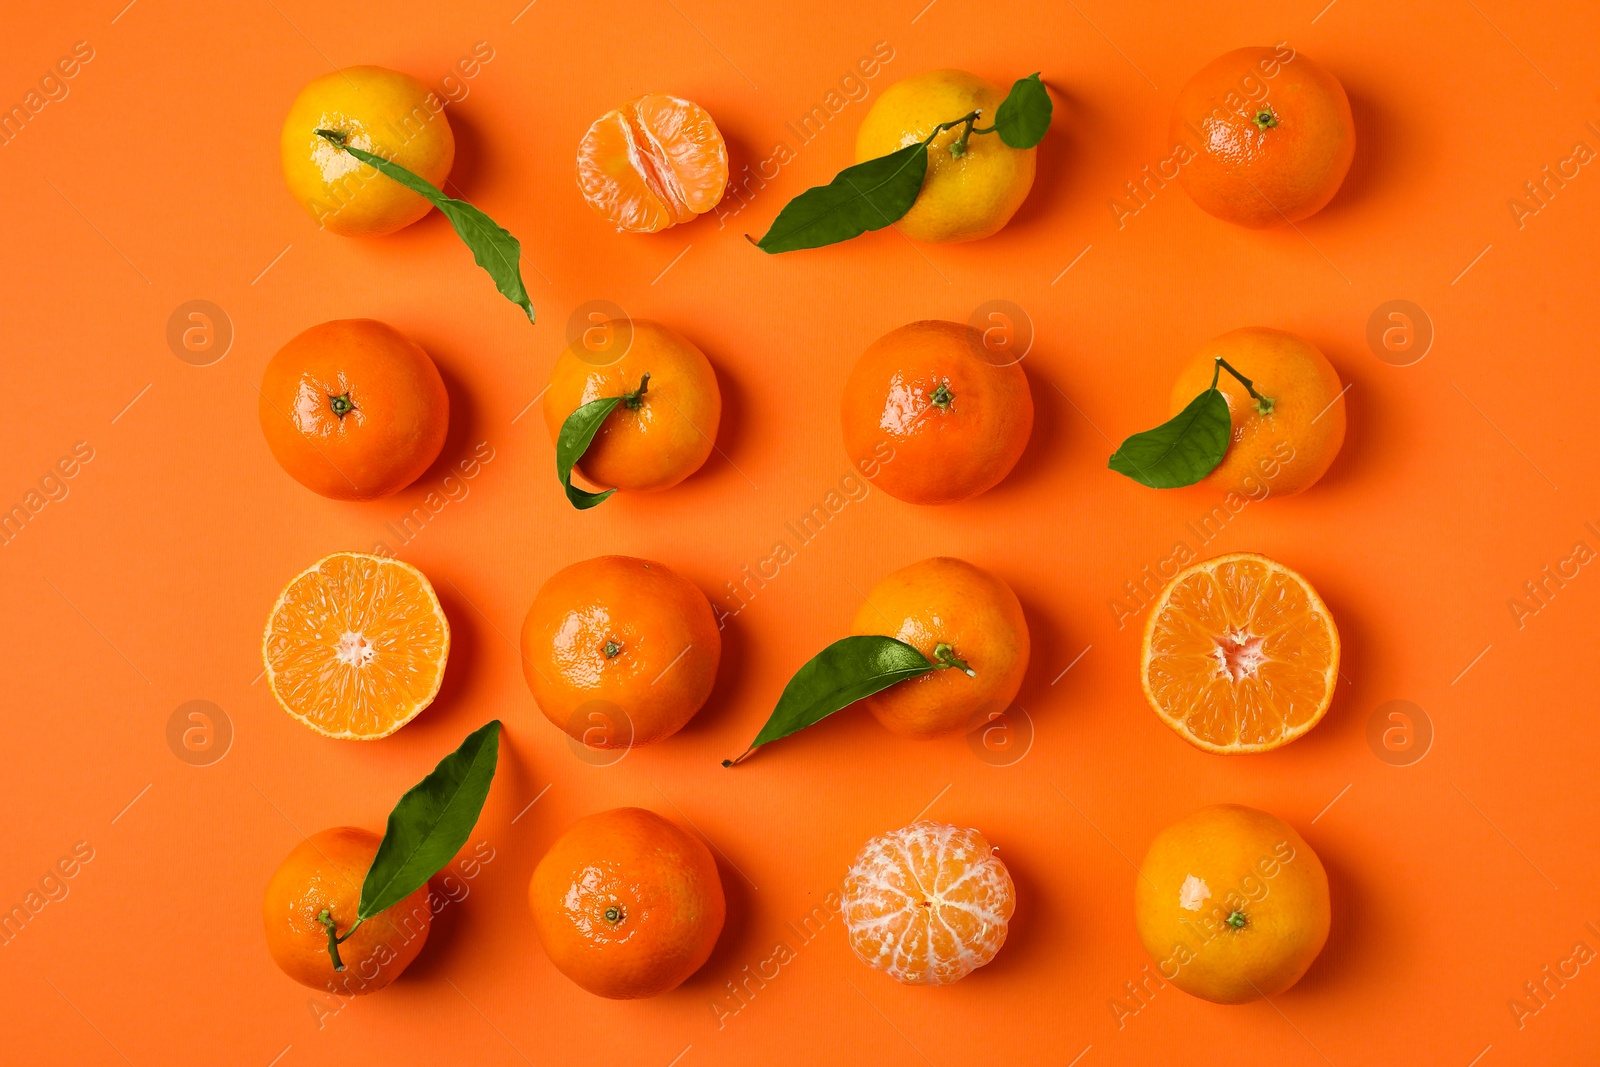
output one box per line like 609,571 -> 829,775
993,73 -> 1052,149
555,395 -> 624,509
1108,388 -> 1232,489
723,635 -> 933,765
357,720 -> 501,922
754,143 -> 928,253
316,130 -> 535,324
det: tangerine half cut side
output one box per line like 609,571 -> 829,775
576,94 -> 728,233
263,552 -> 450,740
1140,552 -> 1339,754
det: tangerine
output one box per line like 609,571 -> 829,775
259,319 -> 449,502
855,70 -> 1037,243
850,557 -> 1029,738
262,827 -> 431,993
1170,327 -> 1346,497
1141,552 -> 1339,753
1172,46 -> 1355,228
842,820 -> 1015,985
542,320 -> 721,493
841,320 -> 1033,505
281,66 -> 455,237
576,94 -> 728,232
1135,805 -> 1330,1003
263,552 -> 450,740
520,555 -> 720,748
529,807 -> 725,999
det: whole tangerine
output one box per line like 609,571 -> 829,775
1135,805 -> 1330,1003
1171,46 -> 1354,227
841,320 -> 1033,505
262,827 -> 431,994
521,555 -> 720,748
260,319 -> 449,501
529,807 -> 725,999
855,70 -> 1037,243
281,66 -> 455,237
850,557 -> 1029,738
1169,327 -> 1345,497
542,320 -> 721,493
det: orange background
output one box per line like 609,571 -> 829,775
3,0 -> 1598,1063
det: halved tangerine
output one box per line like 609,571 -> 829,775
1140,552 -> 1339,753
576,94 -> 728,233
263,552 -> 449,740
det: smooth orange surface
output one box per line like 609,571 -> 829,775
529,807 -> 725,1000
262,826 -> 432,994
521,555 -> 721,747
4,2 -> 1600,1064
260,318 -> 450,500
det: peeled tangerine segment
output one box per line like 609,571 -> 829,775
1142,554 -> 1338,753
263,552 -> 449,740
576,94 -> 728,233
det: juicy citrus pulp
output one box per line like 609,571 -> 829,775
263,552 -> 449,739
1141,552 -> 1338,753
841,820 -> 1015,985
576,94 -> 728,233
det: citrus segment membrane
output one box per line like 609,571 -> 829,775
263,552 -> 449,740
842,821 -> 1015,985
1141,553 -> 1338,753
576,95 -> 728,233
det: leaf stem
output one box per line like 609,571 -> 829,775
622,373 -> 650,411
1213,357 -> 1275,414
316,909 -> 363,972
932,642 -> 976,678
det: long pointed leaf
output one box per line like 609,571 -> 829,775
724,636 -> 933,765
555,395 -> 624,509
1108,388 -> 1231,488
317,132 -> 535,323
358,720 -> 501,921
754,144 -> 928,253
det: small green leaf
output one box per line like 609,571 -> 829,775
555,395 -> 624,509
316,130 -> 535,324
1108,388 -> 1232,489
553,374 -> 649,510
723,635 -> 933,765
754,143 -> 928,253
993,73 -> 1052,149
358,720 -> 501,922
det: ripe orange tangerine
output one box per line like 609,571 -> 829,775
842,820 -> 1015,985
1172,46 -> 1355,228
1141,552 -> 1339,753
542,320 -> 721,493
529,807 -> 725,999
576,94 -> 728,233
850,557 -> 1029,738
259,319 -> 449,502
520,555 -> 721,748
262,827 -> 431,993
841,320 -> 1033,505
263,552 -> 449,740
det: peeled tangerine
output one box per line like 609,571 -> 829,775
842,821 -> 1015,985
576,95 -> 728,233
